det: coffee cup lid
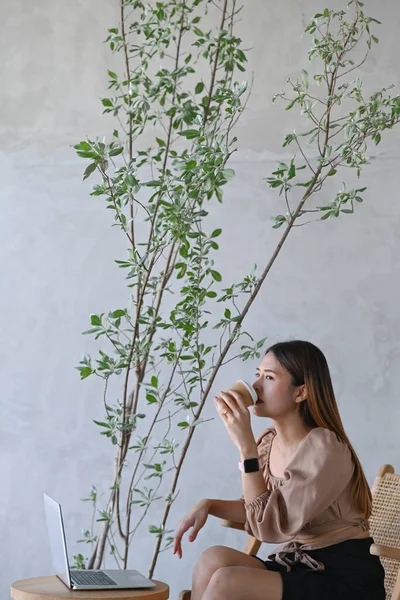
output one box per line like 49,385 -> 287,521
237,379 -> 257,403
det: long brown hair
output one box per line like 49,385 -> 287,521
266,340 -> 372,519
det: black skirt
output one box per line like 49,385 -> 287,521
252,537 -> 386,600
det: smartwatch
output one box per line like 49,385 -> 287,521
238,458 -> 260,473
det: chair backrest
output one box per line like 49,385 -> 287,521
370,465 -> 400,600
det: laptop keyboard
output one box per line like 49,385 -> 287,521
71,570 -> 117,586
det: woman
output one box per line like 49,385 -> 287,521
173,340 -> 386,600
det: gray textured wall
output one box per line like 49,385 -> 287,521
2,1 -> 400,599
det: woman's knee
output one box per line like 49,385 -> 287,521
206,567 -> 236,596
192,545 -> 231,581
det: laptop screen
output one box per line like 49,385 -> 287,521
43,494 -> 72,588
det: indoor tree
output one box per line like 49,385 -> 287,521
73,0 -> 399,578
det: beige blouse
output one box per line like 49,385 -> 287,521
239,427 -> 369,571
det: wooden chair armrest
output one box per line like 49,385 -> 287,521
370,543 -> 400,560
220,519 -> 246,531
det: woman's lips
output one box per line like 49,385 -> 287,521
255,398 -> 263,404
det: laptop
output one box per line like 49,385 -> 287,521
43,493 -> 157,590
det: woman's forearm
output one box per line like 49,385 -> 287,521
239,443 -> 268,504
206,498 -> 246,523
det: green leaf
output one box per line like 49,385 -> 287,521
109,146 -> 123,157
83,163 -> 97,181
90,314 -> 102,326
82,327 -> 102,335
211,228 -> 222,238
93,420 -> 111,429
101,98 -> 113,107
76,141 -> 91,151
301,69 -> 309,89
148,525 -> 161,534
176,265 -> 186,279
210,270 -> 222,282
374,132 -> 381,145
308,130 -> 320,144
178,129 -> 200,139
221,168 -> 235,182
80,367 -> 93,379
271,214 -> 287,229
76,151 -> 96,159
195,82 -> 204,94
191,418 -> 212,427
285,99 -> 297,111
282,133 -> 295,147
204,178 -> 213,192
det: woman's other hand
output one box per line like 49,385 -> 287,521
173,499 -> 210,559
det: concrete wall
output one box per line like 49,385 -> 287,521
2,1 -> 400,598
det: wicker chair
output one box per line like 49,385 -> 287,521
370,465 -> 400,599
179,464 -> 400,600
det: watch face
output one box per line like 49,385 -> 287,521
243,458 -> 260,473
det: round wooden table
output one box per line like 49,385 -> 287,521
10,576 -> 170,600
